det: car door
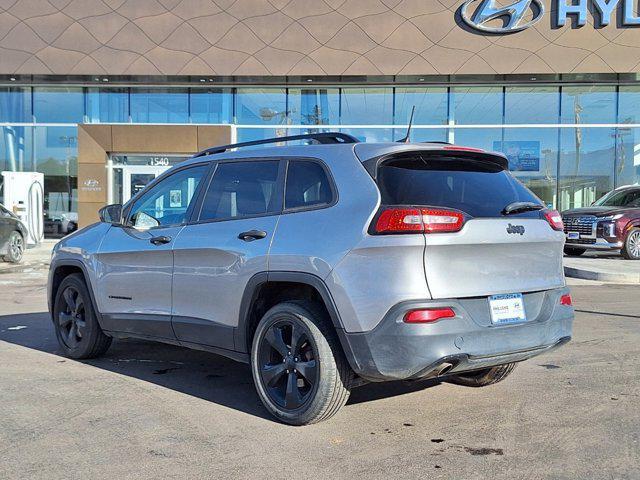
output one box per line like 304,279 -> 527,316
94,163 -> 209,339
171,159 -> 283,351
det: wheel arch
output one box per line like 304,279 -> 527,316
236,271 -> 361,374
49,259 -> 103,327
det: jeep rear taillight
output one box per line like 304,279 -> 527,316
374,207 -> 465,234
543,209 -> 564,231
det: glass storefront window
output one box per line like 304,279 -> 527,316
451,127 -> 502,150
236,88 -> 287,125
0,87 -> 32,123
399,128 -> 448,143
86,88 -> 129,123
618,86 -> 640,124
451,87 -> 503,125
190,88 -> 233,124
505,87 -> 559,124
0,126 -> 33,173
340,88 -> 393,125
34,87 -> 84,123
561,86 -> 616,124
395,87 -> 448,126
288,88 -> 339,125
615,127 -> 640,187
130,88 -> 189,123
34,126 -> 78,225
559,127 -> 616,209
500,128 -> 559,208
339,127 -> 394,143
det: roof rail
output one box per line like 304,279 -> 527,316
194,132 -> 360,158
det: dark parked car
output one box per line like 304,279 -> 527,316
0,203 -> 28,263
562,185 -> 640,260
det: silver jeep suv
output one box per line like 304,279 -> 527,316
48,133 -> 573,425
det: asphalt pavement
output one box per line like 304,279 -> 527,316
0,270 -> 638,480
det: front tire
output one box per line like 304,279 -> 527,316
53,273 -> 112,359
448,363 -> 516,387
251,301 -> 351,425
3,231 -> 24,263
564,246 -> 585,257
622,228 -> 640,260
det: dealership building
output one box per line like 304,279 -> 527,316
1,0 -> 640,231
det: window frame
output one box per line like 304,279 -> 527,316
122,162 -> 212,230
194,157 -> 286,225
283,158 -> 338,214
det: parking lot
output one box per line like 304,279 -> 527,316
0,269 -> 638,480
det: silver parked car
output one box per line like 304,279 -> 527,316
48,133 -> 573,425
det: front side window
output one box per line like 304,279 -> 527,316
127,165 -> 207,229
285,160 -> 333,210
199,161 -> 280,221
595,189 -> 640,207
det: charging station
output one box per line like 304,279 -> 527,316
1,171 -> 44,246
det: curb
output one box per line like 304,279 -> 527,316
564,266 -> 640,284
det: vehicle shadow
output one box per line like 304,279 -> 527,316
0,311 -> 443,421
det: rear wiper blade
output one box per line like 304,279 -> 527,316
502,201 -> 544,215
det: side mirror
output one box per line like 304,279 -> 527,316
99,204 -> 123,224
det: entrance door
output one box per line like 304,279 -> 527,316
122,166 -> 168,203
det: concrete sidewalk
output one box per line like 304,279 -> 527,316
564,251 -> 640,284
0,239 -> 57,275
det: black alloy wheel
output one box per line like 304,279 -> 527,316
57,285 -> 87,349
258,320 -> 319,410
53,273 -> 112,359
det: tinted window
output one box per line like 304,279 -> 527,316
199,161 -> 280,221
595,189 -> 640,207
285,161 -> 333,210
377,156 -> 541,218
128,165 -> 207,229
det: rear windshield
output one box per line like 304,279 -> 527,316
377,155 -> 542,218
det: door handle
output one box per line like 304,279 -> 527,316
150,235 -> 172,245
238,230 -> 267,241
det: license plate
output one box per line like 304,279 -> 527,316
489,293 -> 527,325
567,232 -> 580,240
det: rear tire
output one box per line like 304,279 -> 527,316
622,228 -> 640,260
251,300 -> 351,425
3,231 -> 24,263
53,273 -> 112,359
564,246 -> 585,257
448,363 -> 516,387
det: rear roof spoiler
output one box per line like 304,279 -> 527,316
354,143 -> 509,176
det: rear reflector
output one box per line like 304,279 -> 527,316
375,207 -> 465,234
404,308 -> 456,324
560,294 -> 573,306
544,209 -> 564,231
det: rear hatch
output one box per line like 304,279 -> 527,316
366,147 -> 565,299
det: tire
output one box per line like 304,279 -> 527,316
564,246 -> 586,257
53,273 -> 112,359
251,300 -> 352,425
3,231 -> 24,263
448,363 -> 516,387
622,228 -> 640,260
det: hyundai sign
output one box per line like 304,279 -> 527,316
461,0 -> 640,33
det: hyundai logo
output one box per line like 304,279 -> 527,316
461,0 -> 545,33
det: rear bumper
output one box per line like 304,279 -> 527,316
339,287 -> 574,382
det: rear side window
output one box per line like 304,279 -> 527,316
377,155 -> 541,218
285,160 -> 333,210
199,160 -> 280,221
